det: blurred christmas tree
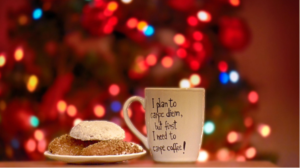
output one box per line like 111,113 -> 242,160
0,0 -> 276,163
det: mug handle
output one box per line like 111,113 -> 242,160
123,96 -> 149,150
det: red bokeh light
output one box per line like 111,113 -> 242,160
124,131 -> 132,142
248,91 -> 259,103
146,54 -> 157,66
193,42 -> 203,52
190,60 -> 200,70
173,34 -> 185,45
193,31 -> 203,41
197,10 -> 211,22
25,138 -> 36,152
218,61 -> 228,72
227,131 -> 238,143
176,48 -> 187,58
127,18 -> 138,29
187,16 -> 198,26
143,125 -> 147,134
161,56 -> 173,68
37,139 -> 46,153
109,84 -> 120,96
107,16 -> 118,26
103,25 -> 113,34
245,147 -> 256,159
229,0 -> 240,6
244,117 -> 253,127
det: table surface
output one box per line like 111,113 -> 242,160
0,160 -> 277,167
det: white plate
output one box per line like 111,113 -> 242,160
44,144 -> 147,163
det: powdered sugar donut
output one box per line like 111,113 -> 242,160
69,120 -> 125,141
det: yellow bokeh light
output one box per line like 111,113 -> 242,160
137,21 -> 148,31
107,1 -> 118,11
179,79 -> 190,88
27,75 -> 38,92
189,73 -> 201,86
57,100 -> 67,113
258,124 -> 271,137
94,105 -> 105,118
14,48 -> 24,61
197,150 -> 209,162
0,54 -> 6,67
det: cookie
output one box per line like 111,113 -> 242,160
80,140 -> 143,156
69,120 -> 125,141
48,134 -> 97,155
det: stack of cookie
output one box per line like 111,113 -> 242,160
48,121 -> 143,155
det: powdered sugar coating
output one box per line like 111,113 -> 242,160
70,121 -> 125,141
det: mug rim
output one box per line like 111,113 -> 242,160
145,87 -> 205,91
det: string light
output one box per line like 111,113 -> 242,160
27,75 -> 38,92
30,116 -> 39,127
248,91 -> 259,103
161,56 -> 173,68
204,121 -> 215,134
127,18 -> 138,29
227,131 -> 238,143
37,139 -> 46,153
176,48 -> 187,58
218,61 -> 228,72
179,79 -> 190,88
32,8 -> 43,20
197,150 -> 209,162
187,16 -> 198,26
258,124 -> 271,137
193,31 -> 203,41
0,54 -> 6,67
57,100 -> 67,113
34,129 -> 44,141
111,101 -> 121,112
107,1 -> 118,11
219,72 -> 229,84
25,138 -> 36,152
14,47 -> 24,61
229,70 -> 239,83
229,0 -> 240,6
120,108 -> 132,118
73,118 -> 82,126
109,84 -> 120,96
173,34 -> 185,45
146,54 -> 157,66
137,21 -> 147,31
67,105 -> 77,117
245,147 -> 256,159
94,104 -> 105,118
121,0 -> 132,4
197,10 -> 211,22
189,74 -> 201,86
143,25 -> 155,36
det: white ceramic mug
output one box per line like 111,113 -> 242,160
123,88 -> 205,162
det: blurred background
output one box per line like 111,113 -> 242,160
0,0 -> 298,167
